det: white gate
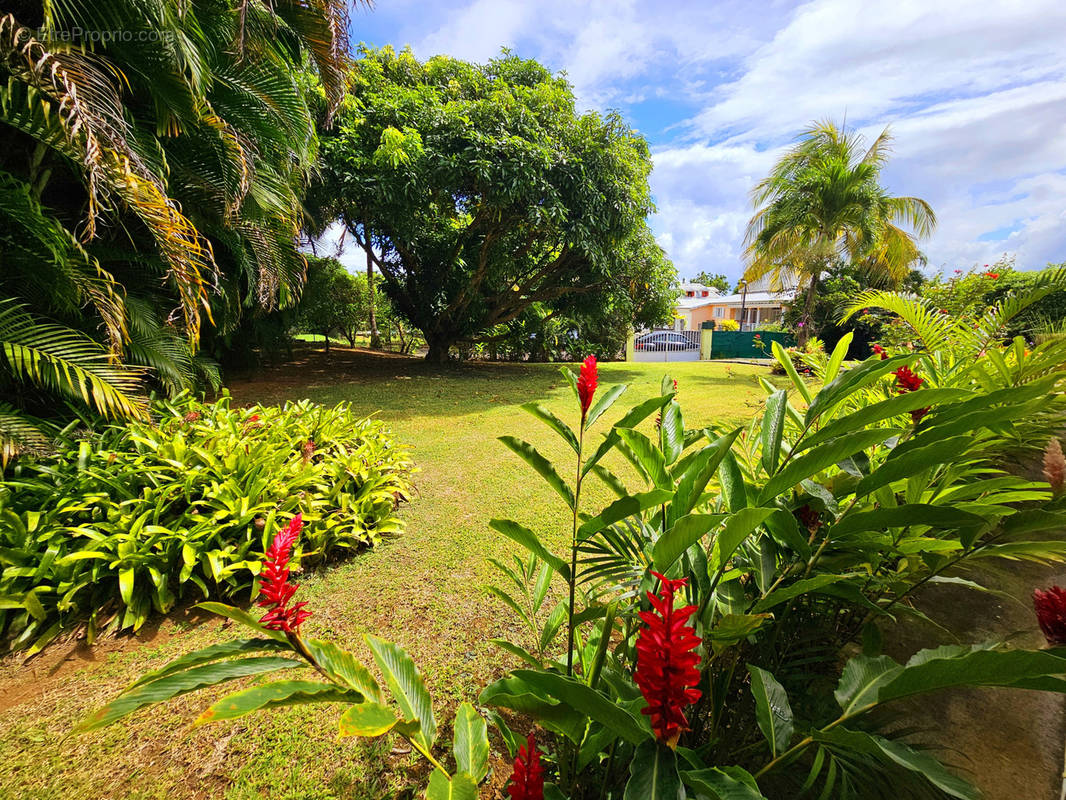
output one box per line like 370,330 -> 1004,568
632,329 -> 701,362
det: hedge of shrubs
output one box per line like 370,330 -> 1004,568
0,393 -> 412,653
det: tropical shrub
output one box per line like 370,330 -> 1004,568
0,393 -> 411,653
83,331 -> 1066,799
82,517 -> 494,799
476,344 -> 1066,798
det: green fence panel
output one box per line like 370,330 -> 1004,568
707,330 -> 794,359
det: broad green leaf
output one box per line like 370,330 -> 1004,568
80,657 -> 303,730
771,340 -> 812,404
718,451 -> 749,512
659,400 -> 684,465
478,675 -> 587,743
876,646 -> 1066,706
365,635 -> 436,752
302,638 -> 382,702
195,602 -> 289,643
490,639 -> 542,668
511,670 -> 648,744
758,428 -> 897,504
586,384 -> 628,430
489,519 -> 569,580
577,490 -> 673,541
652,513 -> 726,573
683,766 -> 767,799
624,740 -> 682,800
753,575 -> 854,614
498,436 -> 575,510
195,680 -> 359,726
823,332 -> 852,383
795,388 -> 970,453
856,436 -> 974,497
452,702 -> 490,782
338,702 -> 398,737
522,402 -> 579,453
710,508 -> 776,574
616,428 -> 671,489
129,639 -> 290,689
760,390 -> 788,475
830,504 -> 988,538
582,393 -> 674,477
425,771 -> 479,800
813,728 -> 978,799
804,353 -> 915,425
709,613 -> 772,655
674,428 -> 743,519
748,666 -> 793,756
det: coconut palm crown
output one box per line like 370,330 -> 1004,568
743,120 -> 936,341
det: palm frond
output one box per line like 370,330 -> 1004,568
0,300 -> 147,419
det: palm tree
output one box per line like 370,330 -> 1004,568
743,120 -> 936,343
0,0 -> 352,458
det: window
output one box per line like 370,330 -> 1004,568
701,290 -> 709,297
714,306 -> 724,318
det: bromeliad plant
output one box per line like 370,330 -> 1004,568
479,345 -> 1066,798
82,517 -> 494,799
0,392 -> 411,653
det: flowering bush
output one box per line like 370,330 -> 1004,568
84,345 -> 1066,800
0,392 -> 411,653
478,343 -> 1066,798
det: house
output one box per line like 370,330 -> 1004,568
670,276 -> 795,331
672,282 -> 723,330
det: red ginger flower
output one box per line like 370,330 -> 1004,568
872,344 -> 888,360
1034,586 -> 1066,645
577,356 -> 598,419
1044,438 -> 1065,496
506,733 -> 544,800
634,571 -> 702,747
256,515 -> 311,634
892,365 -> 928,422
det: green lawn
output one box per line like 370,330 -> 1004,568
0,351 -> 778,800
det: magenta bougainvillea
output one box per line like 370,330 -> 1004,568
257,514 -> 311,634
634,571 -> 702,747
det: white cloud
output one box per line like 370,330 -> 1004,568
358,0 -> 1066,280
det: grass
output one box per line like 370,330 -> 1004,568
0,350 -> 779,799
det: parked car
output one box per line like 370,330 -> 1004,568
635,331 -> 699,351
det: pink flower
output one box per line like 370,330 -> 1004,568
1034,586 -> 1066,645
634,571 -> 702,747
506,734 -> 544,800
256,515 -> 311,634
577,356 -> 598,419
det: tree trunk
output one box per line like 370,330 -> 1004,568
321,331 -> 330,353
425,337 -> 452,364
797,272 -> 820,346
364,229 -> 381,350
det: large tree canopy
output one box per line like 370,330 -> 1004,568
313,47 -> 667,362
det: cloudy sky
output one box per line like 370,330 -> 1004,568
344,0 -> 1066,282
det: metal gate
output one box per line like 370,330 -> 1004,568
632,329 -> 701,362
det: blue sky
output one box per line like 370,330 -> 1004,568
338,0 -> 1066,282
